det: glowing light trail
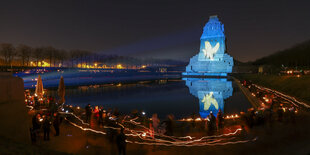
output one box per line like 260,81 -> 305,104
253,84 -> 310,109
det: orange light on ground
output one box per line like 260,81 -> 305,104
195,118 -> 202,121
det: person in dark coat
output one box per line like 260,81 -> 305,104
34,97 -> 40,110
210,112 -> 216,130
277,105 -> 284,122
217,110 -> 224,129
85,104 -> 92,123
165,115 -> 174,136
206,112 -> 216,135
248,109 -> 255,128
43,116 -> 52,140
98,106 -> 104,126
32,113 -> 41,131
31,113 -> 41,142
53,112 -> 60,136
48,97 -> 57,114
288,107 -> 296,123
116,128 -> 127,155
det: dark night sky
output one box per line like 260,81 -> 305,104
0,0 -> 310,62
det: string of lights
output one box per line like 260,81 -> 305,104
62,112 -> 251,146
253,84 -> 310,109
26,101 -> 254,147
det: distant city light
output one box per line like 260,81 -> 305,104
117,64 -> 123,69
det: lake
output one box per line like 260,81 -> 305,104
47,78 -> 252,120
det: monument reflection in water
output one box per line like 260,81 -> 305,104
183,78 -> 233,118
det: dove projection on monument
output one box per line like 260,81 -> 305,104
203,41 -> 220,60
183,15 -> 233,77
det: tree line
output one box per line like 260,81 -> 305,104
0,43 -> 186,68
252,39 -> 310,69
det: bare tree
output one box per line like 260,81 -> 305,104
0,43 -> 15,66
69,50 -> 79,67
58,49 -> 67,67
53,49 -> 60,67
33,47 -> 43,67
17,44 -> 32,67
43,46 -> 56,67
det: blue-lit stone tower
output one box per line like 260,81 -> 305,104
183,15 -> 233,77
184,78 -> 233,118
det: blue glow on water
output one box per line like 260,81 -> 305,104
44,79 -> 252,120
183,78 -> 233,118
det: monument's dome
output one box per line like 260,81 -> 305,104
201,15 -> 225,39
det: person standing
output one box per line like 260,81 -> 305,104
217,110 -> 224,129
53,112 -> 60,136
152,113 -> 160,133
98,106 -> 104,126
85,104 -> 92,123
116,128 -> 127,155
210,111 -> 216,130
31,113 -> 41,143
165,115 -> 174,136
93,106 -> 99,119
207,112 -> 216,135
43,116 -> 52,140
277,105 -> 284,122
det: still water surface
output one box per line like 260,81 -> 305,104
48,78 -> 252,119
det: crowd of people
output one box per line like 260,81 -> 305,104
25,79 -> 300,154
26,89 -> 63,143
240,80 -> 297,129
31,111 -> 62,143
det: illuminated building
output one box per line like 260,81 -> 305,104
183,15 -> 233,77
183,78 -> 233,118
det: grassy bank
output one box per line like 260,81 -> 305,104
234,74 -> 310,105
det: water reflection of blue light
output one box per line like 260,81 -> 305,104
183,78 -> 233,118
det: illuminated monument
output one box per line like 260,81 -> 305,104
183,15 -> 233,77
184,78 -> 233,118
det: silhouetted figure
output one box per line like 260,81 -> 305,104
31,113 -> 41,143
210,112 -> 216,128
85,104 -> 92,123
34,97 -> 40,110
277,106 -> 284,122
43,116 -> 52,140
240,125 -> 248,137
116,128 -> 126,155
32,113 -> 41,131
152,113 -> 160,133
48,97 -> 57,114
207,112 -> 216,135
53,112 -> 60,136
131,109 -> 139,118
93,106 -> 99,119
164,115 -> 174,136
248,110 -> 255,128
217,110 -> 224,129
113,108 -> 120,117
98,106 -> 104,126
289,107 -> 296,123
256,110 -> 265,125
